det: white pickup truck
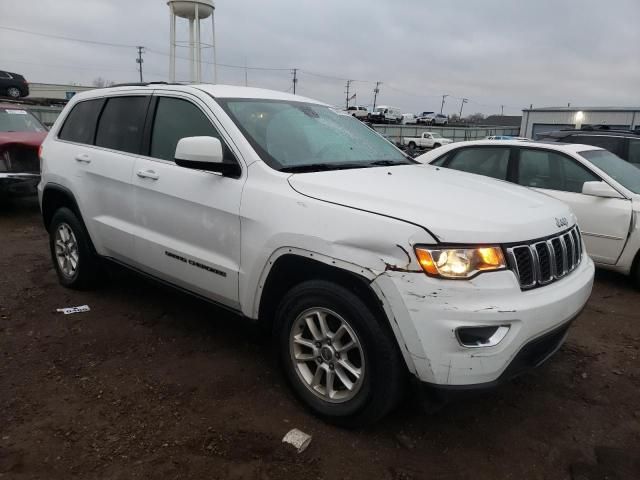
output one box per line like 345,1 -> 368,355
39,84 -> 594,426
402,132 -> 453,149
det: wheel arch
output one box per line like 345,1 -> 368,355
41,183 -> 85,232
254,250 -> 418,375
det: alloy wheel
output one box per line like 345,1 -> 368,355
289,307 -> 365,403
54,223 -> 79,278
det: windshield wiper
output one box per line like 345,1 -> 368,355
280,162 -> 370,173
368,159 -> 414,166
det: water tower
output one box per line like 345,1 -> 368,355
167,0 -> 217,83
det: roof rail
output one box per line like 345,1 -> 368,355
108,81 -> 179,88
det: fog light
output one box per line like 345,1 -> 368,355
456,325 -> 510,348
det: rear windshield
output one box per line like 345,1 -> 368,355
579,149 -> 640,194
0,108 -> 46,133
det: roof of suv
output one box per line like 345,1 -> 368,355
539,127 -> 640,139
72,83 -> 325,105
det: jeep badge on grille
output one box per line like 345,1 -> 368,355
555,217 -> 568,228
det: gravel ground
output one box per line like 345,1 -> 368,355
1,197 -> 639,480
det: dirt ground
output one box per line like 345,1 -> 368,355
1,197 -> 639,480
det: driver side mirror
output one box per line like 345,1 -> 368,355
582,181 -> 623,199
174,136 -> 240,177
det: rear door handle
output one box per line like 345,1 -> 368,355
136,169 -> 159,180
74,153 -> 91,164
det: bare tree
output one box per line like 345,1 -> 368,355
92,77 -> 115,88
466,112 -> 486,124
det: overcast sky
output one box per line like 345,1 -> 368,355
1,0 -> 638,115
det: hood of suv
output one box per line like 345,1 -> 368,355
288,164 -> 575,244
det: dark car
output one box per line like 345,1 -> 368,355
0,103 -> 47,198
0,70 -> 30,99
537,126 -> 640,168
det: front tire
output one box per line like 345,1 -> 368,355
275,280 -> 404,427
49,207 -> 101,289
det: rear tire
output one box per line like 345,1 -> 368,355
49,207 -> 101,289
6,87 -> 21,98
632,254 -> 640,290
275,280 -> 405,427
408,141 -> 416,149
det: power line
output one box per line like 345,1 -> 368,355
0,25 -> 529,111
0,24 -> 136,48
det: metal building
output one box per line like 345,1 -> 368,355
521,107 -> 640,139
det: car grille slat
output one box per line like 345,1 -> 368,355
506,226 -> 583,290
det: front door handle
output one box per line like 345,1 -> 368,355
74,153 -> 91,164
136,169 -> 159,180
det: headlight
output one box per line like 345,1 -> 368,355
414,246 -> 506,279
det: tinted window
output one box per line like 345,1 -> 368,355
150,97 -> 223,161
58,99 -> 103,144
569,135 -> 624,157
446,147 -> 509,180
430,153 -> 450,167
95,96 -> 149,154
580,149 -> 640,194
627,139 -> 640,166
517,148 -> 599,193
0,71 -> 11,79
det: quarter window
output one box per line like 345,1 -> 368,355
517,148 -> 599,193
150,97 -> 225,162
95,96 -> 149,154
446,147 -> 510,180
627,139 -> 640,166
58,99 -> 103,144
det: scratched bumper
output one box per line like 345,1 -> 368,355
372,252 -> 594,385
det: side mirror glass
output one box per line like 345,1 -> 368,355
581,181 -> 624,199
174,136 -> 240,177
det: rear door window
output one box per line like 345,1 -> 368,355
627,139 -> 640,167
95,96 -> 150,154
446,147 -> 510,180
58,99 -> 104,144
517,148 -> 599,193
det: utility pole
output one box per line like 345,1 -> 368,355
440,94 -> 449,114
292,68 -> 298,94
501,105 -> 504,116
345,80 -> 353,109
136,46 -> 145,83
244,57 -> 248,87
372,81 -> 381,110
459,98 -> 468,118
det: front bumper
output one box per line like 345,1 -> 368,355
0,173 -> 40,197
372,252 -> 594,386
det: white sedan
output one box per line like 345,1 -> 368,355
416,140 -> 640,286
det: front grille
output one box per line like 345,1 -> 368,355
506,226 -> 583,290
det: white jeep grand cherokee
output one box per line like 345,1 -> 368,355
38,84 -> 594,425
